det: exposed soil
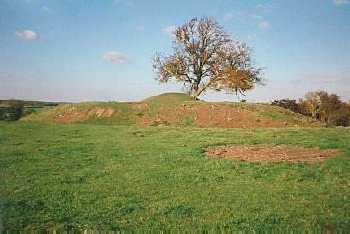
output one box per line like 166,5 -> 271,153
205,144 -> 341,163
188,104 -> 286,128
55,107 -> 86,123
52,102 -> 318,128
55,107 -> 116,123
88,107 -> 115,118
136,103 -> 295,128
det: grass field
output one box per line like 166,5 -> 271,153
1,122 -> 349,231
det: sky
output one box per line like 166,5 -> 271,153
0,0 -> 349,102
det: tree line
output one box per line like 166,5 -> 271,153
272,91 -> 350,126
0,103 -> 24,121
0,100 -> 58,121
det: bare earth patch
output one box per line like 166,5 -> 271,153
205,144 -> 341,163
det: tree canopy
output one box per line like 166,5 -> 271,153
153,17 -> 263,98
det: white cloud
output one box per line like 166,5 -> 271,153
258,20 -> 270,30
103,51 -> 129,63
333,0 -> 349,6
162,25 -> 176,37
15,30 -> 38,40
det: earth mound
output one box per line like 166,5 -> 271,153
205,144 -> 341,163
22,92 -> 322,128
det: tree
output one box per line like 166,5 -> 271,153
302,91 -> 349,126
270,91 -> 350,127
153,17 -> 263,98
328,104 -> 350,127
318,92 -> 342,123
304,91 -> 323,119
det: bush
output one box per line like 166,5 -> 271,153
271,99 -> 301,113
272,92 -> 350,127
329,106 -> 350,127
0,103 -> 24,121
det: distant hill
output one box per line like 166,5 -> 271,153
22,93 -> 322,128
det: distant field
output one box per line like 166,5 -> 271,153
1,122 -> 349,231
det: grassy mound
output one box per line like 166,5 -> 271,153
22,92 -> 321,128
143,92 -> 195,105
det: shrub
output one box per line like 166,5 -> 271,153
0,103 -> 24,121
271,99 -> 301,113
328,106 -> 350,127
272,92 -> 350,127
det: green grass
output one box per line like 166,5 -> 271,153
0,122 -> 349,231
225,102 -> 313,123
143,92 -> 195,105
143,92 -> 198,115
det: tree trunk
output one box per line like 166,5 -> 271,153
190,89 -> 198,99
190,83 -> 199,98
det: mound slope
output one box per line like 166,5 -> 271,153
22,93 -> 321,128
143,92 -> 194,104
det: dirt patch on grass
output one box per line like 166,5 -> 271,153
205,144 -> 341,163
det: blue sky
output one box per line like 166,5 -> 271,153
0,0 -> 349,102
